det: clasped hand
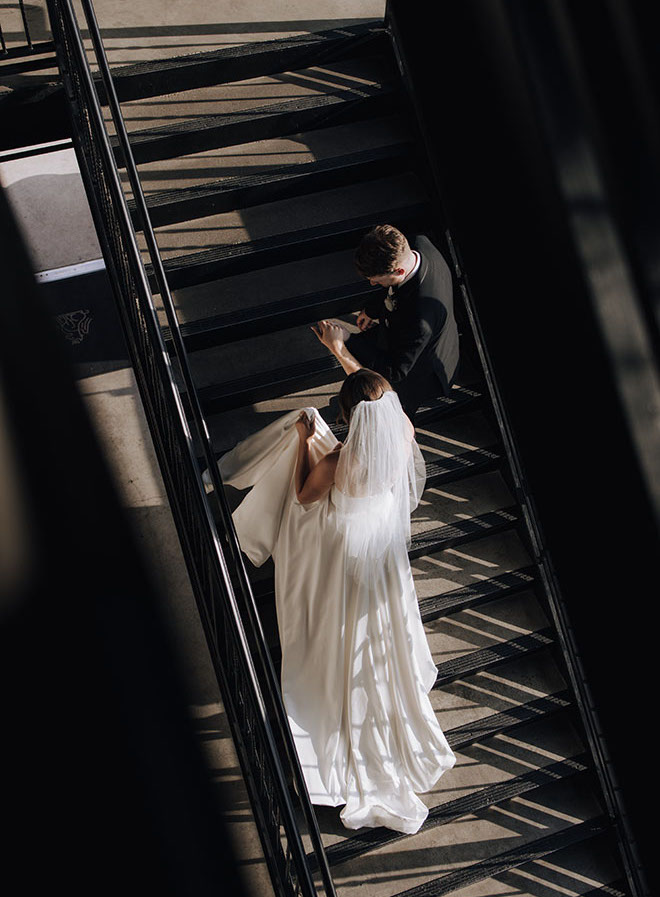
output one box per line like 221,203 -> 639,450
311,320 -> 347,352
356,310 -> 377,331
295,409 -> 316,441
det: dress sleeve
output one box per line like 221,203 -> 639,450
363,292 -> 387,320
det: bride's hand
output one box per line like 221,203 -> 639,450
311,320 -> 347,353
295,410 -> 316,441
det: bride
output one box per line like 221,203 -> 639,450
218,368 -> 455,834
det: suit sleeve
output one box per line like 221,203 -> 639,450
363,292 -> 387,320
369,302 -> 446,385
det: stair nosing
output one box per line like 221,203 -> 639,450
433,626 -> 555,688
446,689 -> 572,751
424,443 -> 501,488
410,506 -> 521,560
418,565 -> 537,623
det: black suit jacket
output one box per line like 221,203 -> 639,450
360,234 -> 459,405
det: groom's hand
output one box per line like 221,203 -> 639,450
311,320 -> 347,353
356,310 -> 377,331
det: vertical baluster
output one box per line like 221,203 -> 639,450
0,23 -> 7,54
285,841 -> 293,890
19,0 -> 34,50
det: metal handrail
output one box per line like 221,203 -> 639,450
46,1 -> 337,895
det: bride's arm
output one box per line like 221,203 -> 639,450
296,447 -> 340,503
294,411 -> 341,502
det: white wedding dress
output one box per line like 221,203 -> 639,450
218,393 -> 455,834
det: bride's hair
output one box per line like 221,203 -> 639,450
338,369 -> 392,424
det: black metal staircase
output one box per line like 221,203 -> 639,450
41,3 -> 653,896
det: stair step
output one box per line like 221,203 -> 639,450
165,280 -> 376,352
446,689 -> 572,751
390,816 -> 610,897
198,354 -> 341,415
112,85 -> 398,166
425,444 -> 501,489
150,203 -> 426,291
102,24 -> 388,103
329,386 -> 485,440
434,626 -> 555,688
416,387 -> 485,425
409,506 -> 521,560
578,885 -> 628,897
418,566 -> 537,624
132,143 -> 415,227
313,752 -> 590,870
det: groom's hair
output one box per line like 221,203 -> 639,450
354,225 -> 409,277
338,369 -> 392,424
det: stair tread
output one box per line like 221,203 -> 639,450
390,816 -> 610,897
410,506 -> 521,560
424,444 -> 501,487
198,354 -> 342,412
122,114 -> 410,198
434,626 -> 555,687
121,90 -> 376,142
132,143 -> 415,226
577,885 -> 629,897
418,566 -> 537,623
112,85 -> 398,165
329,386 -> 484,441
446,689 -> 572,751
104,23 -> 387,102
313,751 -> 590,870
165,280 -> 375,351
151,202 -> 425,283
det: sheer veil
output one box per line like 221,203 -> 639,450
334,390 -> 426,569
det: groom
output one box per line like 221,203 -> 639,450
314,225 -> 460,422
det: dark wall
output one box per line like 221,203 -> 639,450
0,180 -> 248,896
388,0 -> 659,888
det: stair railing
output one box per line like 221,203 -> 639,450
1,1 -> 56,73
45,2 -> 337,895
